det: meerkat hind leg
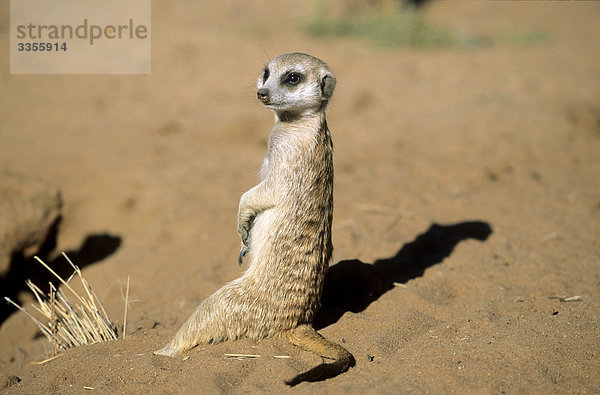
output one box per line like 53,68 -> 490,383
284,324 -> 355,386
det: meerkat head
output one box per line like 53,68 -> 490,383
257,53 -> 336,119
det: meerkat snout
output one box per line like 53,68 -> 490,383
257,88 -> 269,103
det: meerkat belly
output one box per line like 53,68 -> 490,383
244,207 -> 325,324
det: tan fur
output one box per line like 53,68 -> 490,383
155,53 -> 354,385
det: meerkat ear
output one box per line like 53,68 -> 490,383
320,71 -> 336,99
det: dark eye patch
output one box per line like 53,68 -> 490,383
263,68 -> 270,83
281,71 -> 304,86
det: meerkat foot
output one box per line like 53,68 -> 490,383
283,325 -> 355,386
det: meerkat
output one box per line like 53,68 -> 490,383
154,53 -> 354,386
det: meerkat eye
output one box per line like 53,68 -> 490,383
283,72 -> 303,86
263,68 -> 270,83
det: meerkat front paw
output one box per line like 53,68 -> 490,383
239,242 -> 249,265
237,217 -> 252,265
237,209 -> 250,237
237,212 -> 254,241
240,222 -> 250,244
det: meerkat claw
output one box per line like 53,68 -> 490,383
239,245 -> 249,265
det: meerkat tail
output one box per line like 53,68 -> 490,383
283,324 -> 355,386
154,341 -> 179,357
154,295 -> 226,357
154,312 -> 213,357
153,318 -> 197,357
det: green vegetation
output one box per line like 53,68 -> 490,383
498,29 -> 552,48
304,9 -> 463,49
302,2 -> 551,49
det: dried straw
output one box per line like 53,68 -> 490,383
123,276 -> 130,339
4,254 -> 118,356
224,353 -> 261,359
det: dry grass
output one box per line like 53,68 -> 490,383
4,253 -> 118,356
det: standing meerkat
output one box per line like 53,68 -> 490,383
155,53 -> 354,386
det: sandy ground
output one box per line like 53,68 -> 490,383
1,1 -> 599,393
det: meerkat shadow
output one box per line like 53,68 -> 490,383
314,221 -> 493,330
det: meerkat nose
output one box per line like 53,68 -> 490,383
257,88 -> 269,102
